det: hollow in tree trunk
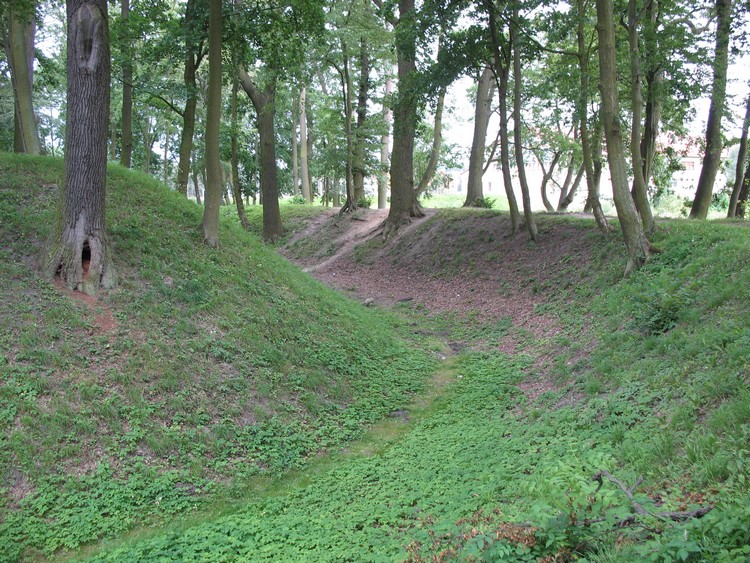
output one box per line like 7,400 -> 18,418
45,0 -> 116,295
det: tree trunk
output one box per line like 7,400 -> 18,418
338,44 -> 357,214
464,66 -> 493,207
378,75 -> 393,209
416,87 -> 446,197
353,38 -> 370,203
577,0 -> 610,232
557,159 -> 585,211
238,68 -> 284,241
382,0 -> 423,240
162,124 -> 170,186
119,0 -> 133,167
728,92 -> 750,217
640,0 -> 663,198
201,0 -> 222,248
46,0 -> 116,295
736,157 -> 750,218
300,86 -> 311,201
511,6 -> 538,241
5,4 -> 41,155
175,0 -> 203,197
231,74 -> 250,229
596,0 -> 650,276
538,150 -> 562,212
487,5 -> 520,235
690,0 -> 732,219
292,91 -> 299,195
627,0 -> 654,234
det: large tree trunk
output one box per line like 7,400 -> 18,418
353,38 -> 369,203
292,92 -> 299,195
238,68 -> 284,241
201,0 -> 222,248
231,74 -> 250,229
299,86 -> 312,201
378,75 -> 393,209
382,0 -> 423,240
338,44 -> 357,214
119,0 -> 133,167
5,3 -> 41,155
416,86 -> 446,197
690,0 -> 732,219
627,0 -> 654,233
596,0 -> 650,276
464,66 -> 493,207
46,0 -> 116,295
577,0 -> 610,232
175,0 -> 204,197
511,6 -> 538,241
728,93 -> 750,217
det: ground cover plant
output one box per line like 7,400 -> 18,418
2,154 -> 749,561
0,153 -> 435,561
75,205 -> 750,561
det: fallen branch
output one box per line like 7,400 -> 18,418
588,470 -> 713,528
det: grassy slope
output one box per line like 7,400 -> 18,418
82,211 -> 750,561
2,154 -> 749,561
0,154 -> 435,560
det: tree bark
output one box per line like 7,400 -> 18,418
5,3 -> 41,155
488,4 -> 521,235
511,5 -> 538,241
557,159 -> 585,211
46,0 -> 116,295
175,0 -> 204,197
238,68 -> 284,241
201,0 -> 223,248
736,157 -> 750,218
353,38 -> 369,203
292,91 -> 299,195
538,150 -> 562,212
119,0 -> 133,168
640,0 -> 663,200
299,86 -> 312,201
728,92 -> 750,217
627,0 -> 654,233
337,44 -> 357,214
690,0 -> 732,219
382,0 -> 424,240
416,86 -> 446,197
596,0 -> 650,276
577,0 -> 610,232
378,74 -> 393,209
231,73 -> 250,229
464,66 -> 493,207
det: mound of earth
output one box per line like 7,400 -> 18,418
282,208 -> 598,342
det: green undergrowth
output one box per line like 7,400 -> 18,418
78,216 -> 750,561
0,153 -> 435,560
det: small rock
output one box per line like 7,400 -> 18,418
364,298 -> 375,307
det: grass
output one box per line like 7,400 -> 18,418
0,153 -> 435,561
2,153 -> 750,561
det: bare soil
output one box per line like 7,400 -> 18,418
282,208 -> 600,401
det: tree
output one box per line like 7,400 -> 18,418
727,91 -> 750,217
119,0 -> 133,167
4,0 -> 42,154
45,0 -> 116,294
379,0 -> 425,240
378,74 -> 393,209
464,66 -> 493,207
200,0 -> 222,247
511,4 -> 538,241
690,0 -> 732,219
596,0 -> 650,275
